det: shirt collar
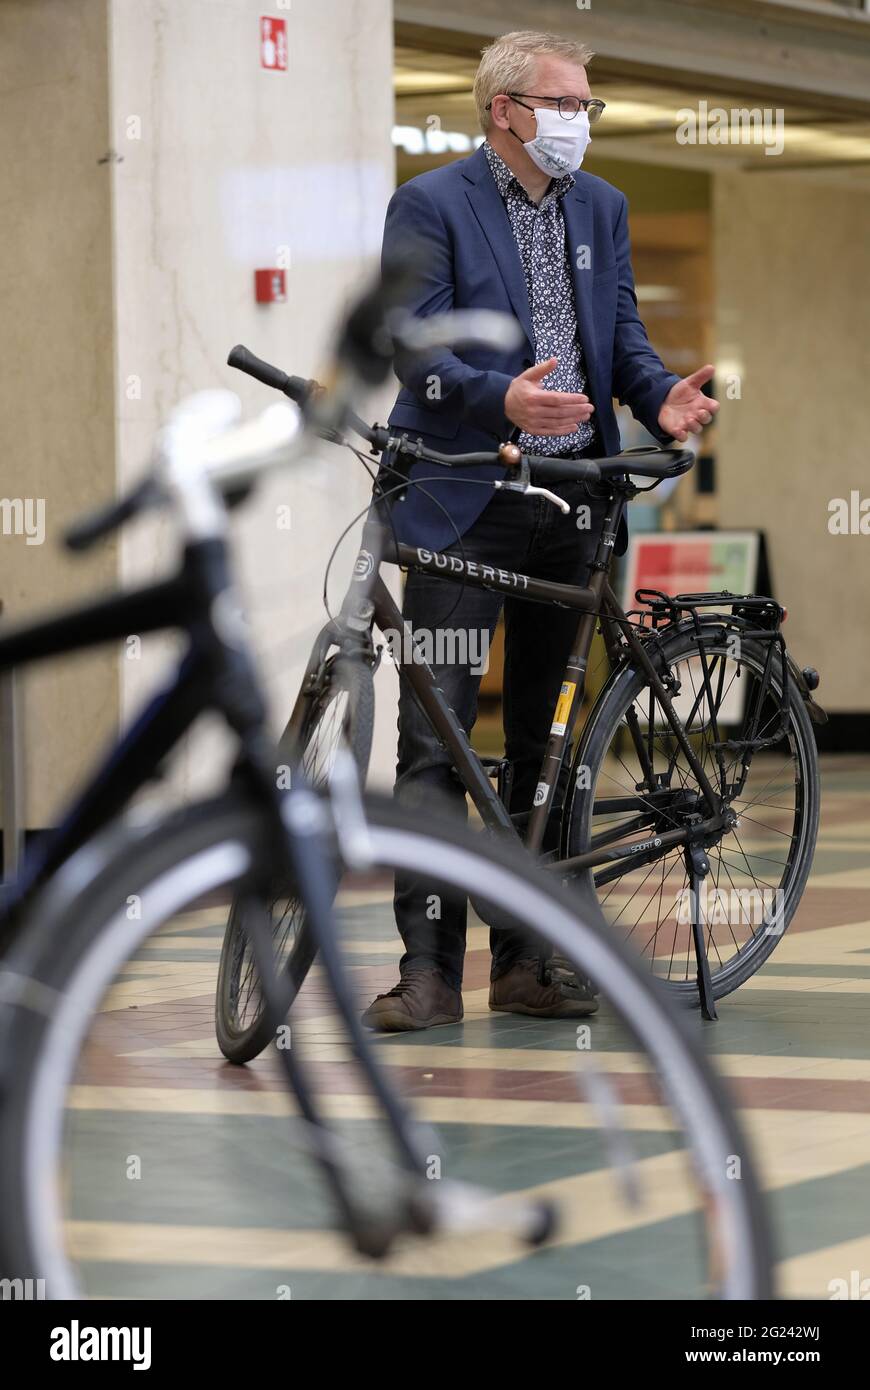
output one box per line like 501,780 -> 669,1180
484,141 -> 574,206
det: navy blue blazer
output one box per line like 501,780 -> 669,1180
380,143 -> 680,552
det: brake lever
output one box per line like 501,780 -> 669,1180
493,479 -> 571,513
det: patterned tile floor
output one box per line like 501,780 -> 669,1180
55,754 -> 870,1299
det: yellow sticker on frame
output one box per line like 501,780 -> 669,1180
550,681 -> 576,736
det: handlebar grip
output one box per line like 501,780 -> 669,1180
227,345 -> 317,407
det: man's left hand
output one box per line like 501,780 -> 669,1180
658,365 -> 719,442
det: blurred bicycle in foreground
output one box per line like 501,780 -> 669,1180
0,265 -> 772,1299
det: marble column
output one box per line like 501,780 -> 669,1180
0,0 -> 397,831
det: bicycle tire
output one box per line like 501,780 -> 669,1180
215,654 -> 374,1063
564,626 -> 820,1002
0,791 -> 772,1299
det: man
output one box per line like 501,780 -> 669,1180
363,30 -> 717,1032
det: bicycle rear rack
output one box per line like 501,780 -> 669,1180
630,588 -> 792,753
631,588 -> 784,627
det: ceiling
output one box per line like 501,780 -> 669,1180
394,42 -> 870,187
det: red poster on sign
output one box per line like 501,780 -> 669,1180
260,16 -> 287,71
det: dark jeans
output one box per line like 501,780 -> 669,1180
393,479 -> 607,990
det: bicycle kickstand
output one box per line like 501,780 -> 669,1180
685,841 -> 718,1022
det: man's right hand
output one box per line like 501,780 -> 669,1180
504,357 -> 595,437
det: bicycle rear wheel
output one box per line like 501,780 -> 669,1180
0,793 -> 772,1299
565,625 -> 820,1001
215,653 -> 373,1063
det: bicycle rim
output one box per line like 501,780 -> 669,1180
567,632 -> 819,997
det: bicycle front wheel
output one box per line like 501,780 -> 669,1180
216,652 -> 374,1064
0,792 -> 772,1299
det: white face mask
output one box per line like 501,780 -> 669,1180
517,106 -> 591,178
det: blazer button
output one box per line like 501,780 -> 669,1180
522,358 -> 532,370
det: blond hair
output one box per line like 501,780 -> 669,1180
473,30 -> 594,132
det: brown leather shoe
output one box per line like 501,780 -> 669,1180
489,958 -> 599,1018
362,966 -> 463,1032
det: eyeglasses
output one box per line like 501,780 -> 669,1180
506,93 -> 606,124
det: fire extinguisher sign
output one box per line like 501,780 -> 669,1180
260,16 -> 288,72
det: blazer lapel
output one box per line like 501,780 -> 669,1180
462,147 -> 533,351
561,182 -> 600,395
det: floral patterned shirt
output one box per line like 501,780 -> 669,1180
485,142 -> 596,456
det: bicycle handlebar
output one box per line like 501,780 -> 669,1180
380,438 -> 694,482
389,438 -> 602,485
64,478 -> 159,552
226,344 -> 694,487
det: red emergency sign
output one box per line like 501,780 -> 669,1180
260,17 -> 287,72
255,269 -> 287,303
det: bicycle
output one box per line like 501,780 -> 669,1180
224,343 -> 823,1031
0,270 -> 772,1299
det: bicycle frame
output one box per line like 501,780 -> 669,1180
0,539 -> 273,909
313,482 -> 734,886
